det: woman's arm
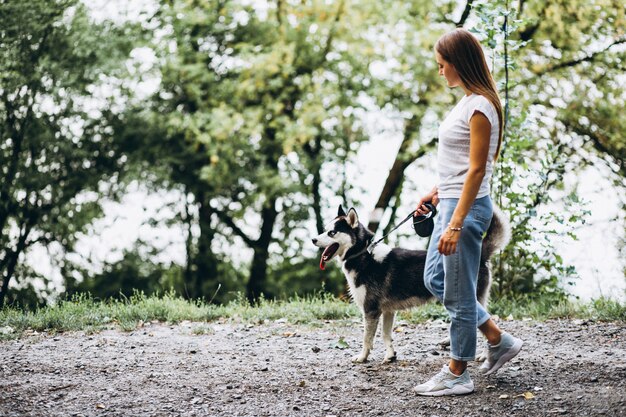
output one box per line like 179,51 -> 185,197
438,111 -> 491,255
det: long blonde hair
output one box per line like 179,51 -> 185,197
435,28 -> 504,160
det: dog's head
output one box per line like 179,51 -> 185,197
312,205 -> 373,270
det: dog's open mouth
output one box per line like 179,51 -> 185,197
319,243 -> 340,270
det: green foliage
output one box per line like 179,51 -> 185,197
0,0 -> 141,306
64,246 -> 171,300
124,0 -> 386,301
510,0 -> 626,176
397,301 -> 449,323
488,294 -> 626,322
491,106 -> 590,298
471,1 -> 592,299
1,0 -> 624,307
591,297 -> 626,322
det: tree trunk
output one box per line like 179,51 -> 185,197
367,115 -> 433,232
0,256 -> 12,309
183,192 -> 194,295
304,136 -> 325,234
380,179 -> 405,240
0,215 -> 35,308
0,249 -> 21,309
246,198 -> 278,302
192,196 -> 219,301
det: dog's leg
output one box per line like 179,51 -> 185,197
381,311 -> 397,363
438,332 -> 488,361
476,340 -> 489,362
475,262 -> 491,362
352,313 -> 379,363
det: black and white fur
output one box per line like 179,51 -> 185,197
312,205 -> 510,363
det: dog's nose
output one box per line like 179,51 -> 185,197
312,238 -> 317,244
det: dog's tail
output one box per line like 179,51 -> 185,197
477,204 -> 511,307
481,204 -> 511,261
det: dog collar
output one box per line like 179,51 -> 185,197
343,240 -> 372,263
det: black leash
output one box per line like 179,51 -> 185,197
367,205 -> 436,253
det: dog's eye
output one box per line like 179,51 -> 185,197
327,231 -> 336,237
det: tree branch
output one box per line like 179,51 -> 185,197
406,136 -> 438,162
276,0 -> 283,26
517,1 -> 548,41
366,112 -> 433,232
456,0 -> 474,27
0,208 -> 37,307
213,208 -> 255,247
560,118 -> 626,177
321,0 -> 345,60
516,37 -> 626,86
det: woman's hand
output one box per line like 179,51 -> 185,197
438,225 -> 461,255
415,186 -> 439,216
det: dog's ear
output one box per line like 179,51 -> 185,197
337,205 -> 347,217
346,208 -> 359,228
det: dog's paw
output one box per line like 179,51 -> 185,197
382,353 -> 397,364
438,336 -> 451,347
476,347 -> 488,362
351,354 -> 368,363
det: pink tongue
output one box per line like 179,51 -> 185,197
319,258 -> 326,270
319,245 -> 336,270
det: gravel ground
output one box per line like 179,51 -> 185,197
1,318 -> 624,417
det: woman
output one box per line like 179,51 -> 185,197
412,28 -> 523,396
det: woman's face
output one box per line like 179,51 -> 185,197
436,52 -> 461,88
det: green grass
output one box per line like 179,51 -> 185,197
0,291 -> 624,341
487,295 -> 626,322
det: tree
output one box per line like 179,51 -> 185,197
0,0 -> 137,307
125,0 -> 389,302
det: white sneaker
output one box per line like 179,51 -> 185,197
413,365 -> 474,396
480,332 -> 523,376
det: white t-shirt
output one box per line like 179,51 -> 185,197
437,93 -> 500,199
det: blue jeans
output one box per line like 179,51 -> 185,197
423,196 -> 493,361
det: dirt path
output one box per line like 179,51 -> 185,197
1,318 -> 624,416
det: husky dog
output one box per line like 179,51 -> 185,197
312,205 -> 510,363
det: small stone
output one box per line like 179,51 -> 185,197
312,346 -> 321,353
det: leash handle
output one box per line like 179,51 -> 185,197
368,205 -> 436,253
415,203 -> 437,223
